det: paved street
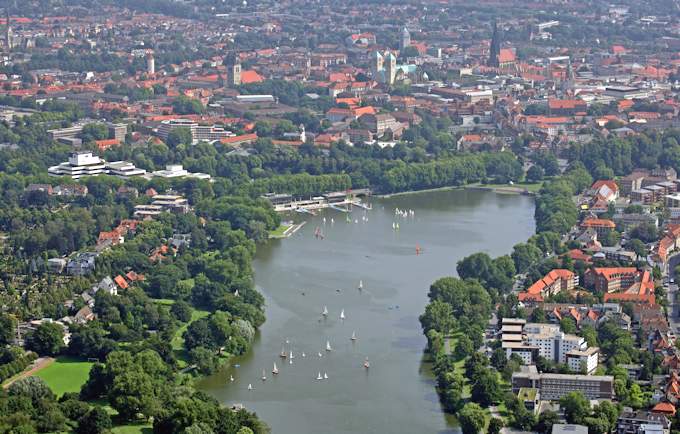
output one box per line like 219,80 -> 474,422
667,282 -> 680,333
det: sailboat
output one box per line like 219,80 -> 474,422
323,372 -> 328,380
340,309 -> 345,320
272,363 -> 279,375
395,223 -> 400,230
229,375 -> 234,382
280,346 -> 287,358
289,350 -> 294,359
358,280 -> 363,290
363,358 -> 370,369
234,289 -> 239,297
261,369 -> 267,381
322,306 -> 328,316
392,222 -> 396,229
331,218 -> 334,224
351,331 -> 357,341
289,355 -> 293,365
248,383 -> 253,390
317,372 -> 323,380
301,352 -> 306,358
317,352 -> 323,357
326,340 -> 332,351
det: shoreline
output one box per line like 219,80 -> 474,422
375,183 -> 537,199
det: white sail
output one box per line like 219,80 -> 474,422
302,352 -> 306,358
363,358 -> 370,369
248,383 -> 253,390
262,369 -> 267,381
322,306 -> 328,316
323,372 -> 328,380
358,280 -> 363,289
273,363 -> 278,374
351,331 -> 357,341
326,340 -> 332,351
234,289 -> 239,297
317,372 -> 322,380
340,309 -> 345,320
318,352 -> 323,357
229,375 -> 234,382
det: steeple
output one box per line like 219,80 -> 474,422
488,21 -> 500,67
224,51 -> 241,87
399,26 -> 411,51
4,8 -> 11,53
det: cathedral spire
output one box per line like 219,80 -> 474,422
488,21 -> 500,67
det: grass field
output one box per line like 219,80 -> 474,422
172,307 -> 210,368
111,423 -> 153,434
35,356 -> 94,397
269,222 -> 293,238
478,181 -> 544,193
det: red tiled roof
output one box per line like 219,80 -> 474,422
240,70 -> 264,84
114,275 -> 129,290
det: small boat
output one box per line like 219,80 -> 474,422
392,222 -> 395,229
354,219 -> 358,224
351,331 -> 357,341
322,306 -> 328,316
317,372 -> 323,380
323,372 -> 328,380
323,217 -> 326,224
272,363 -> 279,375
395,223 -> 400,230
301,352 -> 306,358
363,358 -> 370,369
358,280 -> 363,290
326,340 -> 332,351
229,375 -> 234,382
280,346 -> 287,358
318,352 -> 323,357
289,356 -> 293,365
248,383 -> 253,390
340,309 -> 345,320
234,289 -> 239,297
331,218 -> 334,224
285,339 -> 290,344
261,369 -> 267,381
289,350 -> 294,359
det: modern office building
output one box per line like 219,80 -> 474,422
48,152 -> 106,179
512,370 -> 614,400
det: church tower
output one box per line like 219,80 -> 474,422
225,52 -> 241,87
488,21 -> 500,67
4,9 -> 12,53
399,27 -> 411,52
385,52 -> 397,85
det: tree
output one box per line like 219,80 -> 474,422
167,127 -> 193,147
8,376 -> 55,403
81,123 -> 109,142
189,346 -> 219,375
458,402 -> 485,434
526,165 -> 544,182
511,242 -> 543,273
490,348 -> 507,370
0,313 -> 16,345
488,418 -> 503,434
76,407 -> 112,434
560,317 -> 577,334
471,370 -> 502,406
535,410 -> 559,433
25,322 -> 65,356
630,223 -> 658,243
560,391 -> 591,424
170,300 -> 193,322
109,370 -> 160,420
627,238 -> 647,261
454,335 -> 474,360
419,300 -> 455,334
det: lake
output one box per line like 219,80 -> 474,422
198,188 -> 535,434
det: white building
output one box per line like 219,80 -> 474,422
105,161 -> 147,179
152,164 -> 211,180
156,119 -> 235,144
524,323 -> 586,364
48,152 -> 106,179
566,347 -> 600,374
502,320 -> 598,373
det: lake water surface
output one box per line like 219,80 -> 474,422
199,189 -> 535,434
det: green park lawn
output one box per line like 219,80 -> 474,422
35,356 -> 94,397
268,222 -> 292,238
111,423 -> 153,434
480,181 -> 544,193
172,307 -> 210,368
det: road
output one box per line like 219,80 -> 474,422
667,282 -> 680,334
2,357 -> 54,389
